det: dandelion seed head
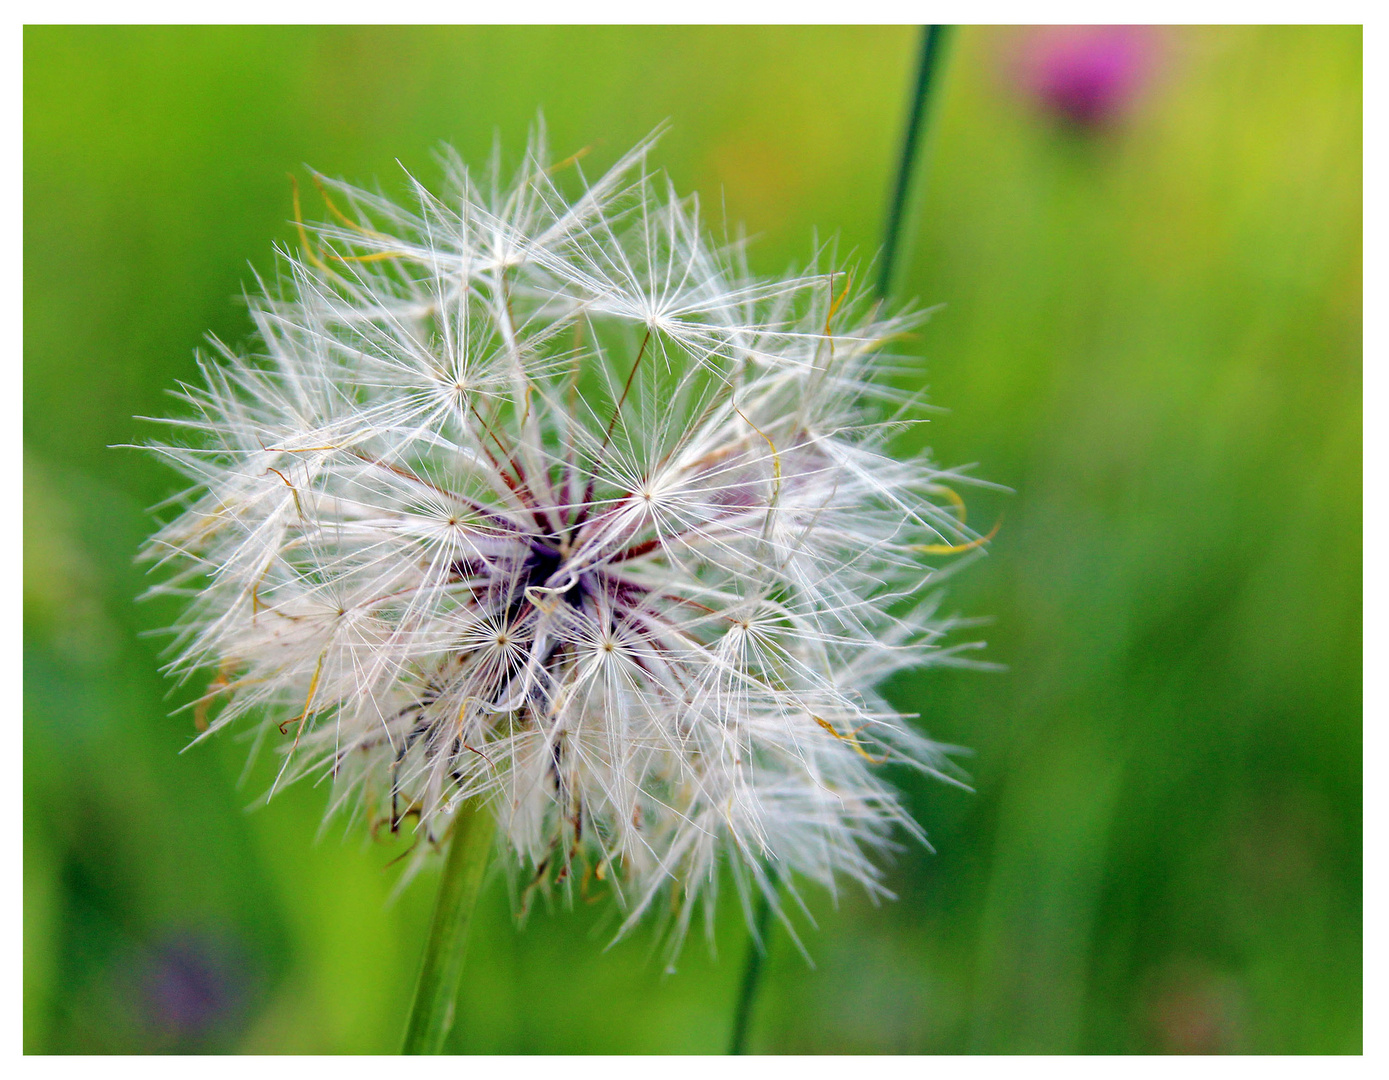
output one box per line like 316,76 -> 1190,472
141,126 -> 991,955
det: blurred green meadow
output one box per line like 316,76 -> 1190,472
23,25 -> 1361,1054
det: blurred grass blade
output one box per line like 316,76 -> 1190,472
876,24 -> 952,301
401,805 -> 495,1055
726,31 -> 955,1053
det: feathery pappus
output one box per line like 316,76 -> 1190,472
140,127 -> 994,953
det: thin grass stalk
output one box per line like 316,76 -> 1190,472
876,24 -> 953,301
723,24 -> 953,1053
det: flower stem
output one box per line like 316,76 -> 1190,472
401,804 -> 496,1054
723,28 -> 954,1054
727,888 -> 776,1055
876,24 -> 953,302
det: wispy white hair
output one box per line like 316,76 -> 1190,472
141,125 -> 992,957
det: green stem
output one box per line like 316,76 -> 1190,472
876,24 -> 953,302
401,804 -> 496,1054
723,28 -> 955,1055
728,888 -> 775,1055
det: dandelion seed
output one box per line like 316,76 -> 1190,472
140,126 -> 991,956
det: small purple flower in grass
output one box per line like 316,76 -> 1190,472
1014,26 -> 1161,130
137,930 -> 249,1043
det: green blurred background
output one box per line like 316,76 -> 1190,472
24,25 -> 1361,1054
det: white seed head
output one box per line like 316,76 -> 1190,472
141,127 -> 991,955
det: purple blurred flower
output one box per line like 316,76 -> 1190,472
137,930 -> 249,1043
1014,26 -> 1161,129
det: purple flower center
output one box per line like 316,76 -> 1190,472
1018,26 -> 1158,128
